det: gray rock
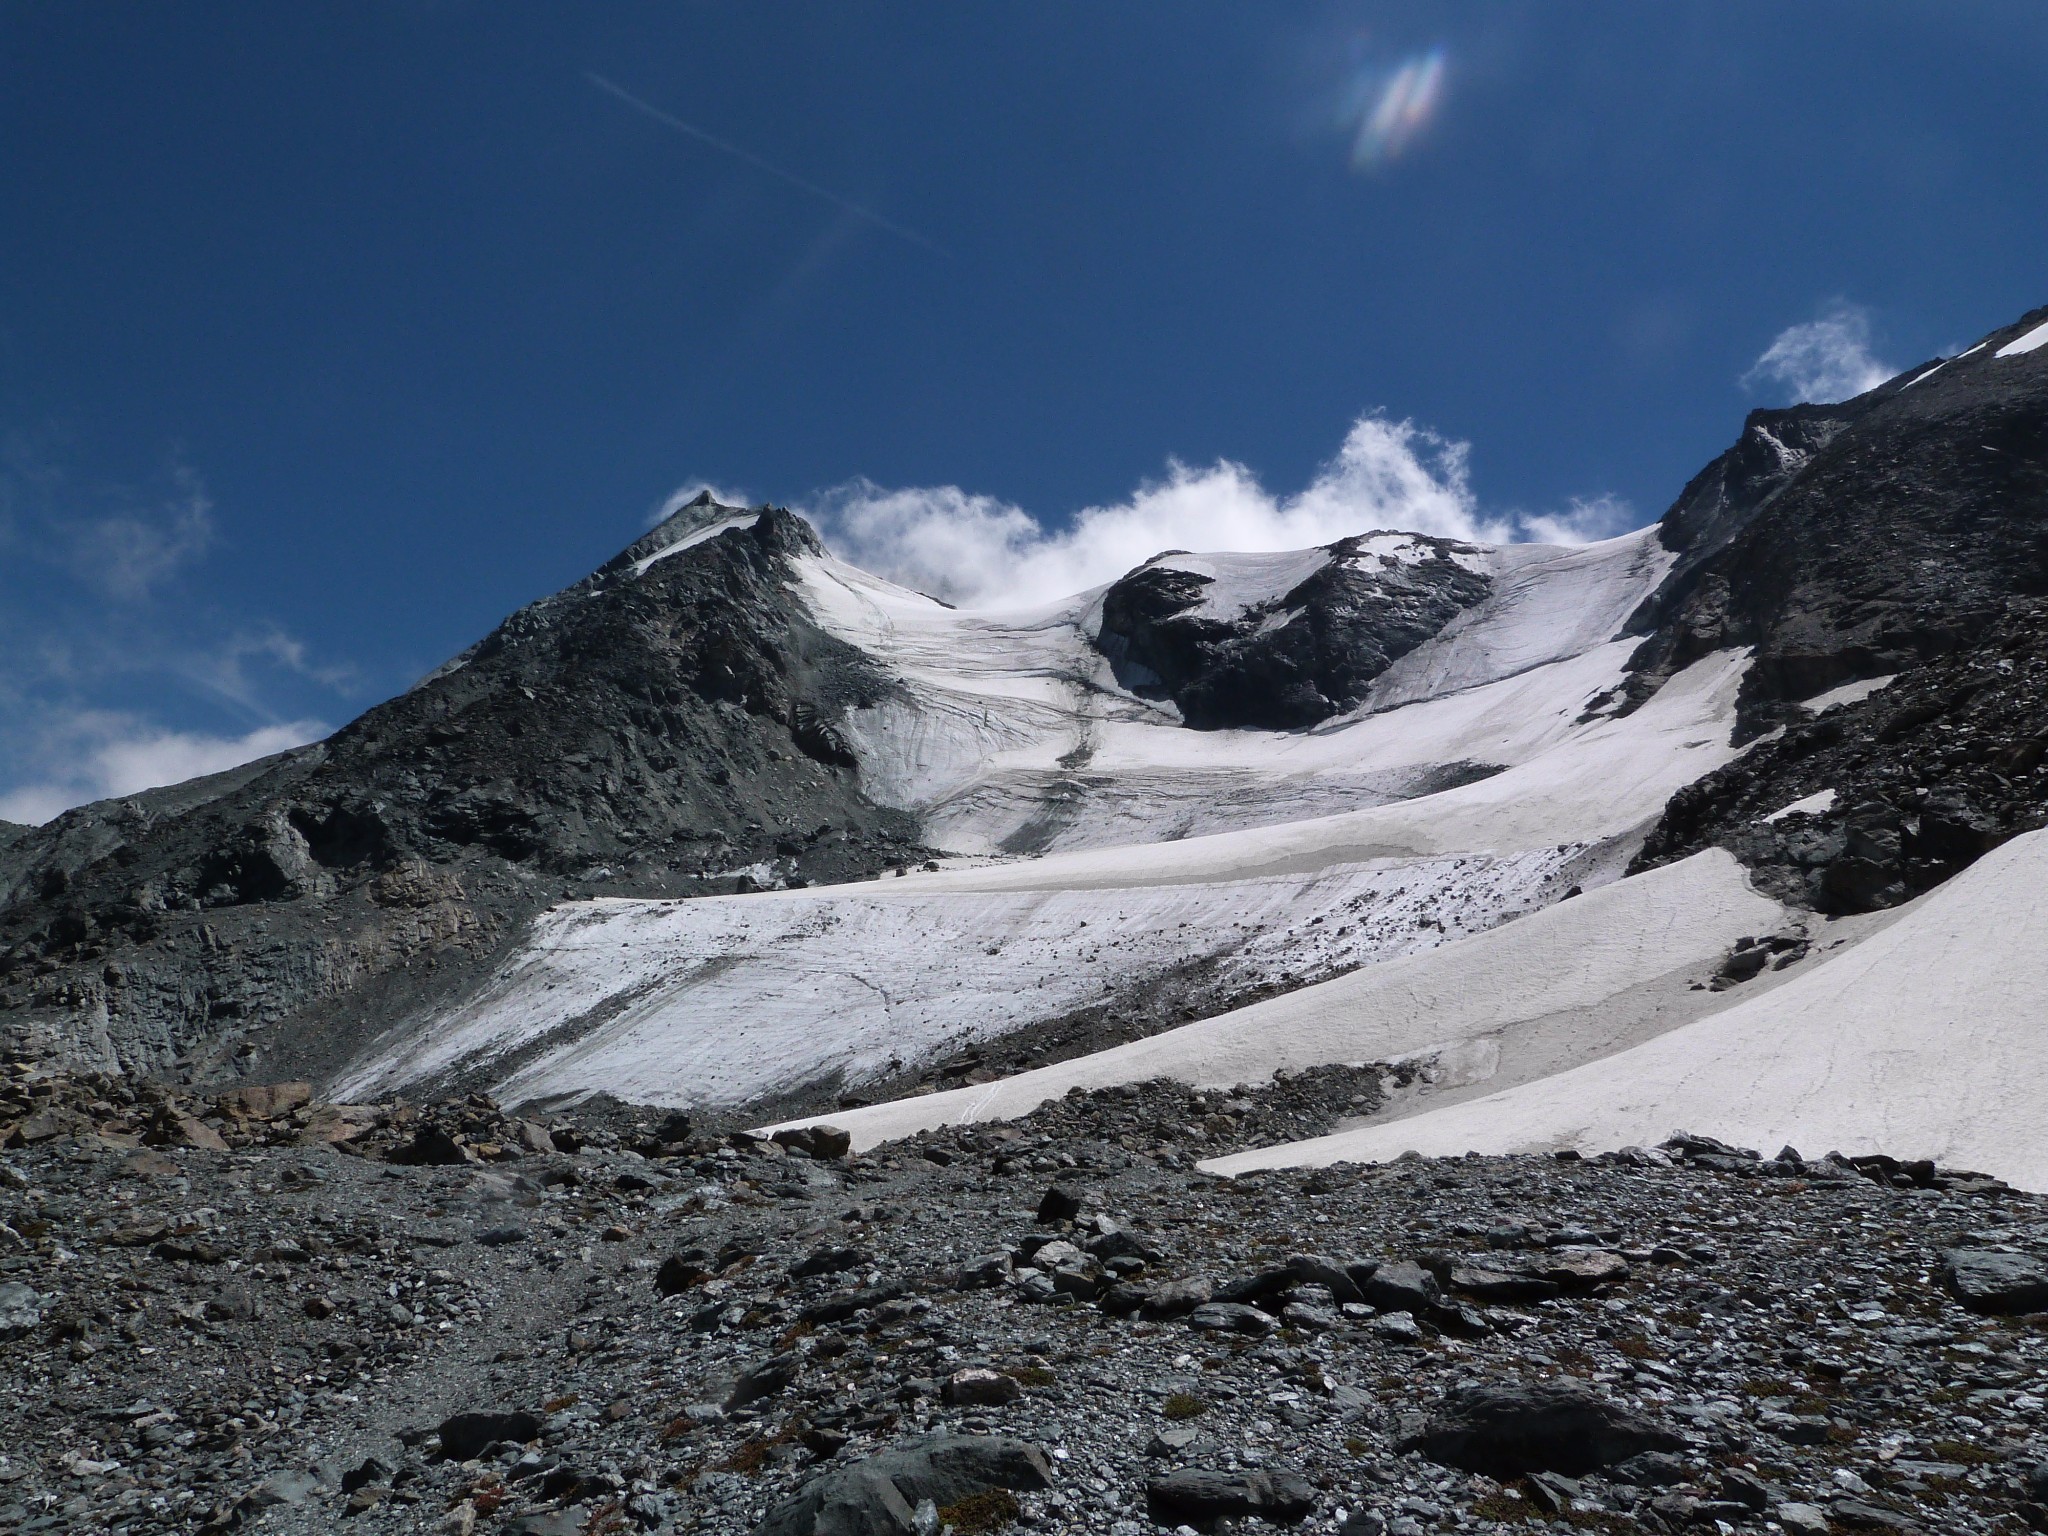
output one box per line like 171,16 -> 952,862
1357,1260 -> 1439,1313
1146,1426 -> 1205,1458
1395,1381 -> 1682,1476
0,1281 -> 42,1339
1371,1311 -> 1425,1345
954,1252 -> 1011,1290
1187,1301 -> 1277,1336
1775,1505 -> 1831,1536
1146,1467 -> 1317,1525
773,1125 -> 852,1160
727,1353 -> 800,1411
1610,1451 -> 1688,1487
1938,1248 -> 2048,1313
1447,1266 -> 1558,1304
941,1368 -> 1020,1407
1138,1276 -> 1213,1317
1281,1301 -> 1338,1331
754,1433 -> 1051,1536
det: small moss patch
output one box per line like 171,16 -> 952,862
1161,1393 -> 1208,1421
939,1488 -> 1021,1534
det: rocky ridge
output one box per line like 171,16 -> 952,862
0,498 -> 928,1083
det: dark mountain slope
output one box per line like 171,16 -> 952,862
1093,534 -> 1492,730
1624,306 -> 2048,738
0,497 -> 926,1080
1628,306 -> 2048,909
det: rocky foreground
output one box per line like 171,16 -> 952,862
3,1061 -> 2048,1536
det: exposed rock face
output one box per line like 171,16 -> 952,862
1625,307 -> 2048,738
0,496 -> 927,1080
754,1434 -> 1052,1536
1633,599 -> 2048,910
1624,308 -> 2048,910
1093,534 -> 1491,730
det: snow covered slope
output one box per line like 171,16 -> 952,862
330,525 -> 1740,1111
1205,827 -> 2048,1191
792,528 -> 1674,855
758,849 -> 1785,1151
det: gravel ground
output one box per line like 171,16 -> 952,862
4,1064 -> 2047,1536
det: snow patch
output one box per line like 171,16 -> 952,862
1796,675 -> 1895,714
631,513 -> 762,576
1763,789 -> 1835,824
761,850 -> 1782,1151
1995,320 -> 2048,359
1206,828 -> 2048,1192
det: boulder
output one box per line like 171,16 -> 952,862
438,1410 -> 543,1462
1357,1260 -> 1440,1313
1448,1266 -> 1559,1304
1146,1467 -> 1317,1525
772,1124 -> 852,1160
754,1434 -> 1051,1536
1535,1249 -> 1632,1290
0,1281 -> 43,1339
1396,1381 -> 1682,1476
1138,1276 -> 1214,1318
1939,1248 -> 2048,1314
1187,1302 -> 1276,1336
942,1368 -> 1021,1407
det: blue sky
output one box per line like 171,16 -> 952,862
3,2 -> 2045,820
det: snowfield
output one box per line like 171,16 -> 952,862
759,849 -> 1786,1151
1205,826 -> 2048,1192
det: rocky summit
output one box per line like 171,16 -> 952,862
5,301 -> 2048,1536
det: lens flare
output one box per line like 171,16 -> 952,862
1339,45 -> 1447,169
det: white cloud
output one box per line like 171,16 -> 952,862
1516,493 -> 1636,546
1743,302 -> 1894,404
0,712 -> 326,826
56,463 -> 216,600
805,414 -> 1633,610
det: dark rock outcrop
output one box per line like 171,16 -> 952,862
1632,596 -> 2048,910
1094,534 -> 1490,730
1396,1381 -> 1683,1476
1146,1466 -> 1318,1525
1625,309 -> 2048,738
1939,1248 -> 2048,1314
1626,306 -> 2048,910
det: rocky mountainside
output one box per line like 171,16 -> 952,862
0,498 -> 927,1082
1626,307 -> 2048,909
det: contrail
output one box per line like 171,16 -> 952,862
585,72 -> 944,255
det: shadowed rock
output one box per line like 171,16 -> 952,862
1395,1381 -> 1682,1476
